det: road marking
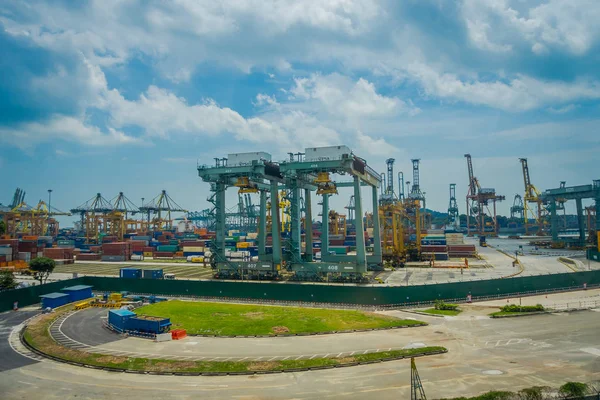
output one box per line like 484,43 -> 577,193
336,353 -> 343,357
281,356 -> 290,361
17,381 -> 36,386
268,356 -> 278,361
295,356 -> 303,360
350,351 -> 355,356
363,350 -> 369,354
580,347 -> 600,356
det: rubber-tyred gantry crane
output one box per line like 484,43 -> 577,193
464,154 -> 505,237
519,158 -> 547,235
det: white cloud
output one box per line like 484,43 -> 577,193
547,104 -> 578,114
290,73 -> 419,118
0,116 -> 142,149
462,0 -> 600,56
407,63 -> 600,111
355,130 -> 398,156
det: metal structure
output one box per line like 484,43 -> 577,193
408,159 -> 430,230
541,180 -> 600,246
464,154 -> 505,236
139,190 -> 187,231
71,193 -> 113,243
519,158 -> 547,235
197,146 -> 382,282
379,159 -> 405,266
510,194 -> 524,220
410,357 -> 427,400
447,183 -> 459,229
398,172 -> 405,202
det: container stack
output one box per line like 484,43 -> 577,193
101,242 -> 132,262
43,247 -> 75,264
182,241 -> 205,257
0,240 -> 19,263
76,253 -> 101,261
447,244 -> 477,258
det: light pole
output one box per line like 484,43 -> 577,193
48,189 -> 53,217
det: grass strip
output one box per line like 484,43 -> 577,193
489,311 -> 545,317
420,308 -> 462,316
135,300 -> 425,336
23,309 -> 444,374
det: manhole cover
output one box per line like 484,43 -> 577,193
482,370 -> 504,375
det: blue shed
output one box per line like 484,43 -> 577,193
108,309 -> 136,332
61,285 -> 94,302
40,292 -> 70,309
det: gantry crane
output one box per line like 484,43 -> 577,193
139,190 -> 187,231
408,159 -> 431,230
447,183 -> 459,229
107,192 -> 140,240
464,154 -> 505,236
379,158 -> 406,266
510,194 -> 524,220
519,158 -> 547,235
71,193 -> 113,243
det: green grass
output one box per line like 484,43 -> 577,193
23,309 -> 445,373
420,308 -> 462,316
135,300 -> 425,336
489,311 -> 544,317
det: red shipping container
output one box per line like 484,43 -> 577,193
77,253 -> 102,261
154,251 -> 174,257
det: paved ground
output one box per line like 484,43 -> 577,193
2,287 -> 600,399
0,310 -> 40,372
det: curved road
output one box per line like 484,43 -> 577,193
2,302 -> 600,399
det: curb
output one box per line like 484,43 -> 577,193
187,323 -> 428,338
20,325 -> 447,376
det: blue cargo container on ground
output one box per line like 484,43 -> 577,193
143,269 -> 164,279
120,268 -> 142,278
108,309 -> 136,331
61,285 -> 93,302
40,292 -> 70,309
127,315 -> 171,334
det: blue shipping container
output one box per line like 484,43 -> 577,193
108,309 -> 136,331
61,285 -> 93,302
126,315 -> 171,334
120,268 -> 142,279
40,292 -> 70,309
143,269 -> 164,279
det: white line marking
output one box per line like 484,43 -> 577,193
309,355 -> 317,360
337,353 -> 343,357
295,356 -> 303,360
581,347 -> 600,356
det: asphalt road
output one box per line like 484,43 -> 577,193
58,308 -> 123,347
2,294 -> 600,399
0,310 -> 40,372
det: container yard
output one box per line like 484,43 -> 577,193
1,147 -> 598,286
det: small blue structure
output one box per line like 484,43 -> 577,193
108,309 -> 136,332
120,267 -> 142,278
61,285 -> 93,302
142,269 -> 164,279
40,292 -> 70,309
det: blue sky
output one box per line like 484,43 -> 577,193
1,0 -> 599,225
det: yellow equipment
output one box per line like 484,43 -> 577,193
314,172 -> 338,195
234,177 -> 259,194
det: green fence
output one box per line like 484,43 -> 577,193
2,272 -> 599,312
0,278 -> 85,312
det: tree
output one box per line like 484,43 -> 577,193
29,257 -> 55,285
0,220 -> 6,235
0,271 -> 18,291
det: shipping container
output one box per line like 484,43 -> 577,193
143,269 -> 164,279
61,285 -> 93,302
40,292 -> 70,309
120,268 -> 142,278
108,309 -> 136,331
127,315 -> 171,334
101,255 -> 126,262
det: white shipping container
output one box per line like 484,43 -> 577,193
130,254 -> 144,261
227,152 -> 272,167
0,247 -> 12,255
5,255 -> 12,262
304,145 -> 352,162
182,246 -> 205,252
18,252 -> 31,261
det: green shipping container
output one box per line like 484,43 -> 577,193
157,245 -> 179,252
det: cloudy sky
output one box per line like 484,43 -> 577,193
1,0 -> 599,224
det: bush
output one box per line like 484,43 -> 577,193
559,382 -> 588,399
500,304 -> 544,313
435,300 -> 459,311
518,386 -> 549,400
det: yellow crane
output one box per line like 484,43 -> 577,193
520,158 -> 547,235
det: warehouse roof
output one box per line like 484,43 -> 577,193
40,292 -> 69,299
62,285 -> 93,291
